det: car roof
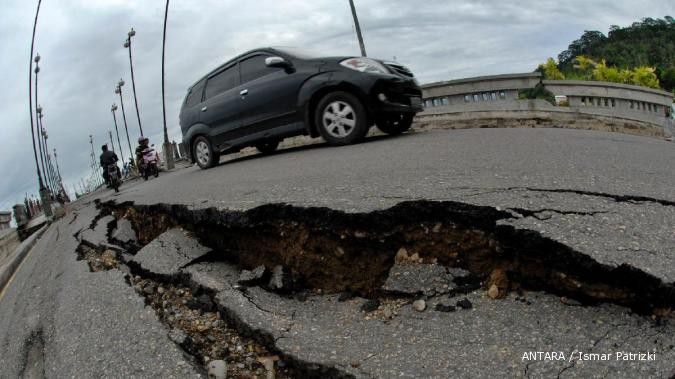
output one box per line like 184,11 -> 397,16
188,47 -> 285,90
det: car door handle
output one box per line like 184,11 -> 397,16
240,89 -> 248,96
201,106 -> 207,112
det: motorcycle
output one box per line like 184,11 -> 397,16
107,163 -> 121,192
141,145 -> 159,180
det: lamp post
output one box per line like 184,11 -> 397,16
108,131 -> 115,153
38,108 -> 57,195
161,0 -> 175,170
53,148 -> 68,201
35,102 -> 49,194
114,79 -> 135,168
348,0 -> 367,57
53,148 -> 62,183
89,135 -> 101,187
110,104 -> 127,168
27,0 -> 51,217
124,27 -> 144,136
41,123 -> 57,194
35,59 -> 51,195
45,148 -> 58,197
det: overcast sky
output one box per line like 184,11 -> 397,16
0,0 -> 673,211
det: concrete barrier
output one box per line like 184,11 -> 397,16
0,225 -> 48,292
0,229 -> 20,266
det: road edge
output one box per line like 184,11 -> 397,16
0,225 -> 49,292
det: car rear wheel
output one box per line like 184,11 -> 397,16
315,91 -> 369,145
193,136 -> 219,169
255,140 -> 280,154
376,113 -> 414,135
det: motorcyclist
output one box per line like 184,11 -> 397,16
99,144 -> 119,186
135,136 -> 150,175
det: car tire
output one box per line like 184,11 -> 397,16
315,91 -> 369,145
376,113 -> 414,135
255,140 -> 280,154
193,136 -> 219,169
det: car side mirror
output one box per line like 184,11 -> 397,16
265,56 -> 292,70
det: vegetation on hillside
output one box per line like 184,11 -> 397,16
539,56 -> 661,89
538,17 -> 675,91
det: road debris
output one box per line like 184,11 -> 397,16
456,298 -> 473,309
127,275 -> 297,378
412,299 -> 426,312
238,265 -> 267,285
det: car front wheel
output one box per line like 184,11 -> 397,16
193,136 -> 219,169
376,113 -> 414,135
315,91 -> 369,145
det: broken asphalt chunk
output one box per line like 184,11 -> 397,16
267,265 -> 292,292
130,227 -> 212,277
80,215 -> 114,247
111,218 -> 137,244
237,265 -> 268,285
382,263 -> 470,296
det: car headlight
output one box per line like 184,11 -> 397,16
340,58 -> 389,74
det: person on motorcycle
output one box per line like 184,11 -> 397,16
135,136 -> 150,175
99,144 -> 119,186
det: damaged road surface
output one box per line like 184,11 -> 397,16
2,128 -> 675,378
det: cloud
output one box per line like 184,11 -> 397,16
0,0 -> 673,211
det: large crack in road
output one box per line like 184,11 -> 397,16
107,200 -> 675,316
73,198 -> 674,378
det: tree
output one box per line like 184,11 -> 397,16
539,58 -> 565,80
554,16 -> 675,89
591,59 -> 632,83
659,67 -> 675,92
630,66 -> 660,88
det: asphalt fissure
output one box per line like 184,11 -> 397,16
74,219 -> 350,379
101,200 -> 675,317
518,187 -> 675,207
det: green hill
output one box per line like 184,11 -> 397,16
556,16 -> 675,91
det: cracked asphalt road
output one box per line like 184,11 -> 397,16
108,128 -> 675,283
1,128 -> 674,378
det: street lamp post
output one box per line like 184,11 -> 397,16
161,0 -> 175,170
38,109 -> 58,195
35,103 -> 49,194
35,59 -> 53,196
53,148 -> 62,183
41,123 -> 57,194
27,0 -> 51,218
110,104 -> 127,168
114,80 -> 135,168
53,148 -> 68,201
89,135 -> 101,187
124,27 -> 144,136
108,131 -> 115,153
45,148 -> 58,196
348,0 -> 367,57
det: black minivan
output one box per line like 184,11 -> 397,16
180,47 -> 423,169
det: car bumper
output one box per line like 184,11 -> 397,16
368,77 -> 424,114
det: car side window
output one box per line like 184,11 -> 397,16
185,81 -> 204,107
239,55 -> 280,84
204,65 -> 238,100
